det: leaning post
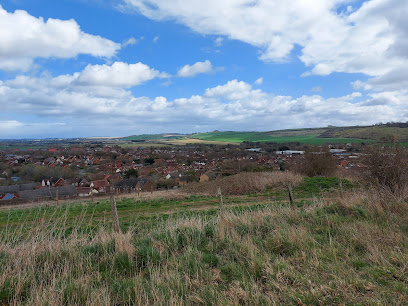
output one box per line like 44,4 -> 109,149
288,183 -> 295,210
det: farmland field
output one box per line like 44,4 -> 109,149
190,131 -> 372,145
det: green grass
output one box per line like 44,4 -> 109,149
122,134 -> 183,141
191,131 -> 372,144
0,178 -> 407,304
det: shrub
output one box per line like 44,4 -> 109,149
301,146 -> 337,177
363,145 -> 408,199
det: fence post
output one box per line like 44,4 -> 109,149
339,178 -> 344,198
151,185 -> 153,194
91,189 -> 94,202
56,190 -> 59,205
217,187 -> 224,215
288,183 -> 295,210
110,195 -> 121,233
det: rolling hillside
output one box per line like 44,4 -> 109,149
123,123 -> 408,145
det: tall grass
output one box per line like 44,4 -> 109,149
184,171 -> 303,195
0,189 -> 407,305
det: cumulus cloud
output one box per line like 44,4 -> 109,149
0,5 -> 120,71
122,0 -> 408,91
76,62 -> 169,87
2,73 -> 408,138
177,60 -> 213,77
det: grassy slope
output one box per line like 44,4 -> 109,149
330,126 -> 408,141
190,131 -> 370,145
0,177 -> 407,304
122,134 -> 183,141
122,124 -> 408,145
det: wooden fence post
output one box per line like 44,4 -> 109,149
56,190 -> 59,205
217,187 -> 224,215
288,183 -> 295,210
110,195 -> 121,233
151,185 -> 153,194
137,187 -> 140,196
339,178 -> 344,199
91,189 -> 94,202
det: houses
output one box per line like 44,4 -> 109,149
90,180 -> 110,193
275,150 -> 305,155
113,178 -> 156,193
200,171 -> 218,182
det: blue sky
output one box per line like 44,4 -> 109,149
0,0 -> 407,138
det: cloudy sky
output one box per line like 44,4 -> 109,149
1,0 -> 408,138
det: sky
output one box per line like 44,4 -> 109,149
0,0 -> 408,139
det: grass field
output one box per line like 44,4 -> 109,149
0,176 -> 407,304
122,134 -> 184,141
191,131 -> 372,145
163,137 -> 238,146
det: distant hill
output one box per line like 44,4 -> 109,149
122,134 -> 185,141
123,123 -> 408,145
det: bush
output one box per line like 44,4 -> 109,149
301,146 -> 337,177
363,145 -> 408,199
123,168 -> 138,179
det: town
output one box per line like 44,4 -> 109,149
0,138 -> 364,204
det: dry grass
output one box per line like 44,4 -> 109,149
183,171 -> 303,196
0,187 -> 407,305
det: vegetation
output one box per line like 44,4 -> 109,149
122,134 -> 184,141
190,131 -> 369,145
363,145 -> 408,200
123,168 -> 139,179
0,182 -> 407,304
183,172 -> 303,195
300,146 -> 337,177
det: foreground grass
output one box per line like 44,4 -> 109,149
0,188 -> 407,304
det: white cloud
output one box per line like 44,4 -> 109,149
177,60 -> 213,77
76,62 -> 169,87
122,37 -> 138,47
254,77 -> 263,85
2,75 -> 408,138
0,5 -> 120,71
311,86 -> 323,92
122,0 -> 408,91
153,36 -> 159,43
215,37 -> 224,46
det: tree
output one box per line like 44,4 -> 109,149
144,157 -> 155,165
123,168 -> 138,179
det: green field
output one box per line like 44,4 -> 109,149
191,131 -> 372,145
122,134 -> 183,141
